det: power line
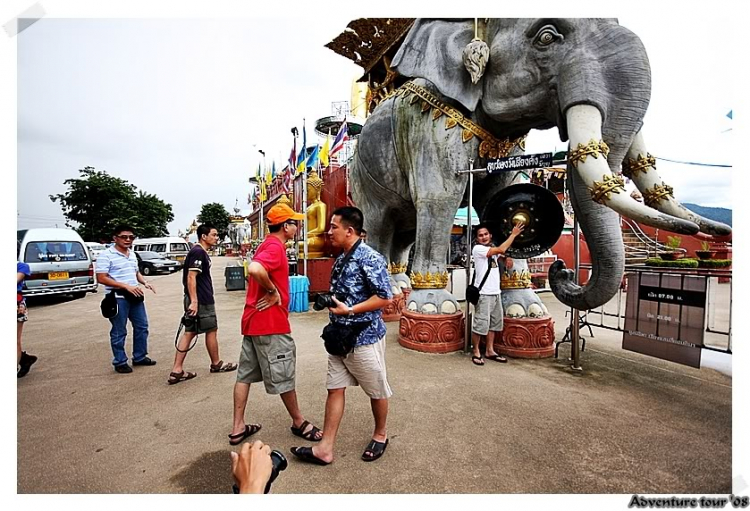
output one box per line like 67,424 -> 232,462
655,156 -> 731,168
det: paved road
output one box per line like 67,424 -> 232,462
17,257 -> 732,493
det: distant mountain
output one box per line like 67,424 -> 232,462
683,203 -> 732,227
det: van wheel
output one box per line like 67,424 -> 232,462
142,266 -> 151,276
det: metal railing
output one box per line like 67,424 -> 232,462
578,264 -> 732,354
620,217 -> 687,259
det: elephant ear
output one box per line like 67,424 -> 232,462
392,18 -> 482,111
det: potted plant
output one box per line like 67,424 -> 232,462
695,240 -> 717,260
659,236 -> 685,260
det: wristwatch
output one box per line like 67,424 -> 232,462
347,306 -> 354,317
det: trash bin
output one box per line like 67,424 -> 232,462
225,265 -> 246,291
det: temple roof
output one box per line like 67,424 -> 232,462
325,18 -> 415,78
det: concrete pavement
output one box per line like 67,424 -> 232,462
17,257 -> 731,493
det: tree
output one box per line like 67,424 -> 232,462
197,202 -> 231,240
50,166 -> 174,242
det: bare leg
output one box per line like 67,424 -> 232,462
370,398 -> 388,443
171,331 -> 198,374
231,381 -> 251,436
485,330 -> 497,357
311,388 -> 346,463
204,330 -> 220,366
471,332 -> 485,363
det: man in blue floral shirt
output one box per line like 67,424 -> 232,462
291,207 -> 393,466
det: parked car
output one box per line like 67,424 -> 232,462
132,236 -> 190,265
85,242 -> 108,261
135,251 -> 181,275
17,228 -> 98,298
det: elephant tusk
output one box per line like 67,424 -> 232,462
565,105 -> 700,235
623,131 -> 732,236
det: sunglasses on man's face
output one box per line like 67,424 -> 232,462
285,221 -> 298,228
117,235 -> 136,240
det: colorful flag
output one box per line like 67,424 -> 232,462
288,142 -> 296,170
283,165 -> 293,194
305,144 -> 320,170
272,161 -> 277,179
330,120 -> 349,157
320,134 -> 331,168
296,123 -> 307,174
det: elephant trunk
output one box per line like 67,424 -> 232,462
550,25 -> 699,310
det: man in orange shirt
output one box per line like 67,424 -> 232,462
228,203 -> 323,446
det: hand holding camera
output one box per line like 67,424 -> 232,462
230,440 -> 287,494
327,295 -> 351,316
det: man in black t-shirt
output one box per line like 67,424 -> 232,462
168,224 -> 237,384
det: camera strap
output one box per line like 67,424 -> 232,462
174,312 -> 199,353
331,239 -> 362,296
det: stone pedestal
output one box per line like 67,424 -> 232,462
495,316 -> 556,358
383,288 -> 411,323
398,309 -> 464,353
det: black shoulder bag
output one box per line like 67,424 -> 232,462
466,254 -> 499,306
321,240 -> 371,357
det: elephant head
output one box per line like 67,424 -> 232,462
392,18 -> 730,310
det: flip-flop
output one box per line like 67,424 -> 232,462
362,438 -> 389,462
291,420 -> 323,442
228,423 -> 262,446
471,356 -> 484,366
167,371 -> 197,385
485,354 -> 508,363
290,446 -> 330,466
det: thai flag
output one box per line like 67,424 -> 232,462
330,121 -> 349,157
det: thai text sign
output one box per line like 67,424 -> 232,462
622,272 -> 707,368
487,153 -> 553,173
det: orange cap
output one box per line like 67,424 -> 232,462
266,203 -> 305,225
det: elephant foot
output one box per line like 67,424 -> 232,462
405,288 -> 459,315
501,288 -> 549,318
391,272 -> 412,293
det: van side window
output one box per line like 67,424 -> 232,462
151,244 -> 166,253
170,243 -> 188,252
133,245 -> 147,252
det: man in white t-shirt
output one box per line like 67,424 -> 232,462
471,222 -> 524,366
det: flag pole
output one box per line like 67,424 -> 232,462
302,119 -> 309,279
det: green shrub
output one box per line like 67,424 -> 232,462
666,236 -> 682,249
700,241 -> 711,251
645,258 -> 699,268
697,259 -> 732,268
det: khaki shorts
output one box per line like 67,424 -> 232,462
183,295 -> 217,334
472,294 -> 503,335
237,334 -> 296,394
327,337 -> 392,399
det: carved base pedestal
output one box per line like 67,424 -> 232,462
495,316 -> 555,358
398,309 -> 464,353
383,288 -> 411,323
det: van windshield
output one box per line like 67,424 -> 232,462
24,241 -> 88,262
170,243 -> 188,252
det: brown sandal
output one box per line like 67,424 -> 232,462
228,423 -> 262,446
168,371 -> 197,385
210,360 -> 238,373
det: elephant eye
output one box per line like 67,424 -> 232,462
534,25 -> 563,47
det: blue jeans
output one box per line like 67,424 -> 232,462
109,297 -> 149,367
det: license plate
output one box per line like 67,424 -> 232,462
176,256 -> 185,261
49,271 -> 69,280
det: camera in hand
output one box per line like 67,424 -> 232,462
313,292 -> 345,311
231,449 -> 288,494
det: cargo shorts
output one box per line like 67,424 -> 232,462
183,295 -> 218,334
237,334 -> 296,394
472,294 -> 504,335
326,337 -> 393,399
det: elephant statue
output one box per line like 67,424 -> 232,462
348,18 -> 730,313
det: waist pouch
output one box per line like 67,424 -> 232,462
321,321 -> 372,357
100,292 -> 119,318
115,289 -> 145,304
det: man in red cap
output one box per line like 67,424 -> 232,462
228,203 -> 323,446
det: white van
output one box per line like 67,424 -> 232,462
17,228 -> 98,298
132,236 -> 190,265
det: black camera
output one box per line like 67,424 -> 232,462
181,314 -> 196,329
313,293 -> 345,311
232,449 -> 288,494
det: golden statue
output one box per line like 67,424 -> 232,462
299,169 -> 327,258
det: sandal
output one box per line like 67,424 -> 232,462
210,360 -> 238,373
290,446 -> 330,466
291,420 -> 323,442
167,371 -> 197,385
228,423 -> 262,446
362,438 -> 389,462
471,356 -> 484,366
486,354 -> 508,363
